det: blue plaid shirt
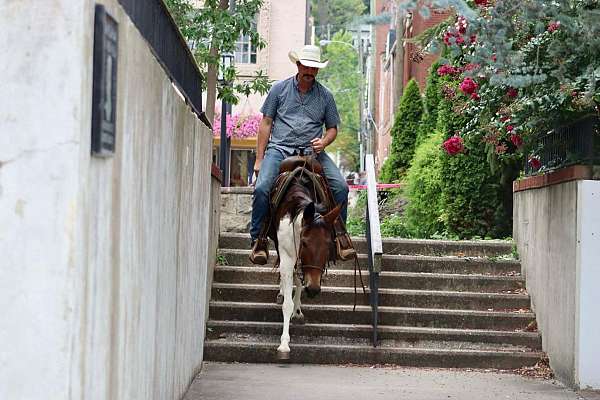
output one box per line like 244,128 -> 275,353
260,76 -> 340,154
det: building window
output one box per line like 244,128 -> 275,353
235,17 -> 257,64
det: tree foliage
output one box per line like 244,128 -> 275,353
416,61 -> 443,146
403,131 -> 445,237
311,0 -> 367,36
380,79 -> 424,182
319,31 -> 361,171
164,0 -> 271,105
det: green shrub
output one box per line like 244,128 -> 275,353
416,62 -> 442,147
380,214 -> 410,238
380,79 -> 424,182
345,191 -> 367,236
436,96 -> 511,239
403,131 -> 445,238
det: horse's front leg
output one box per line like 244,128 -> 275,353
291,273 -> 305,324
277,263 -> 294,359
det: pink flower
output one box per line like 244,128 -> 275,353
510,133 -> 523,148
470,35 -> 477,44
500,115 -> 511,122
506,125 -> 514,132
213,113 -> 261,139
471,92 -> 480,101
464,63 -> 481,72
529,156 -> 542,170
474,0 -> 489,6
442,135 -> 465,156
437,64 -> 459,76
491,54 -> 497,62
506,87 -> 518,98
456,16 -> 468,35
459,77 -> 479,96
548,21 -> 561,33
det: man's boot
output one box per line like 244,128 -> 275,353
333,218 -> 356,261
249,237 -> 269,265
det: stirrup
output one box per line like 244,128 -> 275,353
249,238 -> 269,265
336,233 -> 356,261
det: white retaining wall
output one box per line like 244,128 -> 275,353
514,179 -> 600,389
0,1 -> 216,399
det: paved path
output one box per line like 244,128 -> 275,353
185,362 -> 600,400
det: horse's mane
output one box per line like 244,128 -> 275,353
273,176 -> 327,234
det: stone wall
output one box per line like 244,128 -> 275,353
514,178 -> 600,389
0,1 -> 216,399
220,187 -> 253,233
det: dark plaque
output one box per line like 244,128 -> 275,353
91,5 -> 118,157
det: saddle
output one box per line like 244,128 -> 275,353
269,156 -> 333,212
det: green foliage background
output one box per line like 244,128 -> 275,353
319,31 -> 361,171
380,79 -> 424,182
403,131 -> 445,238
436,96 -> 510,239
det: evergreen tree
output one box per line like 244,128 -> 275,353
436,96 -> 510,239
380,79 -> 424,182
404,131 -> 445,238
416,62 -> 443,146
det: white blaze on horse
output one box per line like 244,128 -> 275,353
268,156 -> 342,359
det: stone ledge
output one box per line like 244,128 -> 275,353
513,165 -> 598,192
221,186 -> 253,194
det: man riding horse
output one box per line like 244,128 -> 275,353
250,44 -> 356,264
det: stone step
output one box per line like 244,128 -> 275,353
213,266 -> 525,293
208,301 -> 536,331
217,249 -> 521,275
203,339 -> 543,369
211,283 -> 532,311
206,320 -> 542,350
219,232 -> 514,257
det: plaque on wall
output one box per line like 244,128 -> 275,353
91,4 -> 118,157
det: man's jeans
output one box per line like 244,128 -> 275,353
250,147 -> 349,241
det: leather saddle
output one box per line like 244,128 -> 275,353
270,156 -> 333,212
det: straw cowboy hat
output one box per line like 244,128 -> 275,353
288,45 -> 329,69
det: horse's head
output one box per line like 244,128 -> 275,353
299,202 -> 342,298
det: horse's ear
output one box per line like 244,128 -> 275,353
303,202 -> 316,223
323,203 -> 343,226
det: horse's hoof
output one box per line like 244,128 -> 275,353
276,293 -> 284,305
277,350 -> 290,360
292,313 -> 305,325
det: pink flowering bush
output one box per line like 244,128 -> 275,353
213,113 -> 262,139
459,77 -> 478,96
442,135 -> 465,155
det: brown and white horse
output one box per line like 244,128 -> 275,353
270,169 -> 341,359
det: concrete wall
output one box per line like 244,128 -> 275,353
514,180 -> 600,389
0,1 -> 215,399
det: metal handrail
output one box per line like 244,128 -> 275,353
364,154 -> 382,347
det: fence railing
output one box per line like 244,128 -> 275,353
117,0 -> 205,121
526,115 -> 600,175
364,154 -> 382,347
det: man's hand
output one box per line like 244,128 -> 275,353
311,137 -> 325,154
253,158 -> 263,175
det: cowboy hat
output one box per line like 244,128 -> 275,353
288,45 -> 329,69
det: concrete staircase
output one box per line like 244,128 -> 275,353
204,232 -> 543,368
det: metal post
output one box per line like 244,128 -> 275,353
219,98 -> 230,186
358,36 -> 365,173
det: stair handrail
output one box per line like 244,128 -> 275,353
364,154 -> 382,347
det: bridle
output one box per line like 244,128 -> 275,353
293,214 -> 331,286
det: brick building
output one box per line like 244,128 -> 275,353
373,2 -> 451,171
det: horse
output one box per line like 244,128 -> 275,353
267,156 -> 342,359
